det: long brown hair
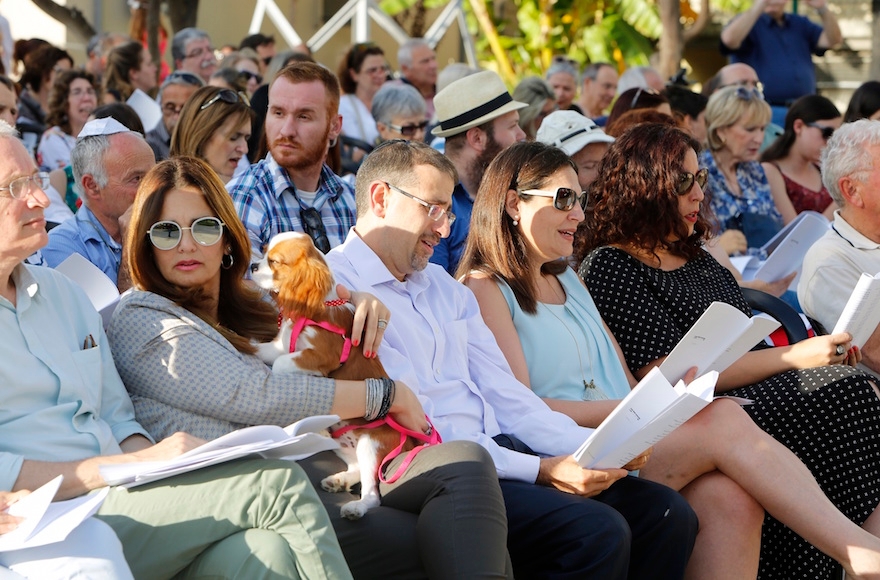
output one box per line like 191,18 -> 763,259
456,140 -> 575,314
126,156 -> 277,353
573,123 -> 710,265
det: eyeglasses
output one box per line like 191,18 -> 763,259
551,55 -> 579,67
184,46 -> 215,60
807,122 -> 835,140
386,120 -> 429,139
519,187 -> 587,211
677,168 -> 709,195
0,172 -> 50,200
70,87 -> 97,98
630,87 -> 660,109
300,207 -> 331,253
147,217 -> 225,250
237,70 -> 263,85
385,182 -> 456,226
200,89 -> 250,110
733,87 -> 764,102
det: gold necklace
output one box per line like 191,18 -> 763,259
539,275 -> 597,395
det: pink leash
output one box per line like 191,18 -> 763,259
331,416 -> 442,483
285,299 -> 353,365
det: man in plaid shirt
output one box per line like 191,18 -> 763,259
229,62 -> 355,261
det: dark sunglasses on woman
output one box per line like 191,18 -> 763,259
807,122 -> 835,140
519,187 -> 588,211
387,120 -> 429,139
200,89 -> 250,110
148,217 -> 225,250
677,168 -> 709,195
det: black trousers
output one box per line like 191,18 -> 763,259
495,434 -> 698,579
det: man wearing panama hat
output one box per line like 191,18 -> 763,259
429,70 -> 527,275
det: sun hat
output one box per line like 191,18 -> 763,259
536,110 -> 614,156
431,70 -> 528,138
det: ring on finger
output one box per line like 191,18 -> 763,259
377,319 -> 388,330
836,344 -> 846,356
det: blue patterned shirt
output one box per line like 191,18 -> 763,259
700,149 -> 782,252
228,153 -> 356,261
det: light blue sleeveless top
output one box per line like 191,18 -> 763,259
497,267 -> 631,401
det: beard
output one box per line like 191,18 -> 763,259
465,131 -> 504,194
269,123 -> 331,173
410,232 -> 441,273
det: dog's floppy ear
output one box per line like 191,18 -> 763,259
275,240 -> 335,319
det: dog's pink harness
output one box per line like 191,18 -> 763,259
330,416 -> 442,484
283,299 -> 352,365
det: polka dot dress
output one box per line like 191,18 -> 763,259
580,246 -> 880,580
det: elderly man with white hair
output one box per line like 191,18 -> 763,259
799,119 -> 880,377
396,38 -> 438,119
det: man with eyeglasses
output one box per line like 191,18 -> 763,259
171,28 -> 216,84
429,70 -> 527,275
720,0 -> 841,127
229,61 -> 354,260
146,71 -> 204,161
800,120 -> 880,380
326,139 -> 698,580
42,118 -> 156,291
577,63 -> 618,122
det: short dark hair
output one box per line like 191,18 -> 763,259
92,102 -> 146,135
240,33 -> 275,51
663,85 -> 708,120
844,80 -> 880,124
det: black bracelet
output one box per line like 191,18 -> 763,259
376,378 -> 395,419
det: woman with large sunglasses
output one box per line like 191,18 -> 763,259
107,156 -> 513,579
700,85 -> 791,255
577,123 -> 880,580
761,94 -> 841,219
170,86 -> 252,184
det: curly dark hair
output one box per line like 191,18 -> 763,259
573,123 -> 710,266
45,69 -> 98,135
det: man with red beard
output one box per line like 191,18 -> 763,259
229,62 -> 354,261
429,71 -> 527,275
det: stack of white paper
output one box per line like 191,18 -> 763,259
832,272 -> 880,348
0,476 -> 109,552
101,415 -> 341,488
55,253 -> 119,329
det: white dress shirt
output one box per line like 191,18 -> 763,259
326,230 -> 592,483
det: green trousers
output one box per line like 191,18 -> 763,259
97,458 -> 352,580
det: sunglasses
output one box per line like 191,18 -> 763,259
807,122 -> 835,140
733,87 -> 764,102
300,207 -> 331,253
148,217 -> 225,250
200,89 -> 250,110
237,70 -> 263,85
519,187 -> 587,211
721,79 -> 764,97
630,87 -> 660,109
386,120 -> 429,138
677,168 -> 709,195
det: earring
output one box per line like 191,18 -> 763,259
512,216 -> 519,227
329,136 -> 338,147
221,254 -> 234,269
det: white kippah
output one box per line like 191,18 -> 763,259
77,117 -> 132,139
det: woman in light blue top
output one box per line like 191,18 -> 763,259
457,140 -> 880,580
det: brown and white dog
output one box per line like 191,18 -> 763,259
254,231 -> 432,520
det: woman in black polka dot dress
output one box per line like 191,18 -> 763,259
577,123 -> 880,580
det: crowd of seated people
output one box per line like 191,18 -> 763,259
5,19 -> 880,580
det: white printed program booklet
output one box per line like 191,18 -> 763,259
55,253 -> 119,329
832,271 -> 880,348
0,476 -> 109,552
574,368 -> 718,469
100,415 -> 341,489
574,301 -> 776,470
